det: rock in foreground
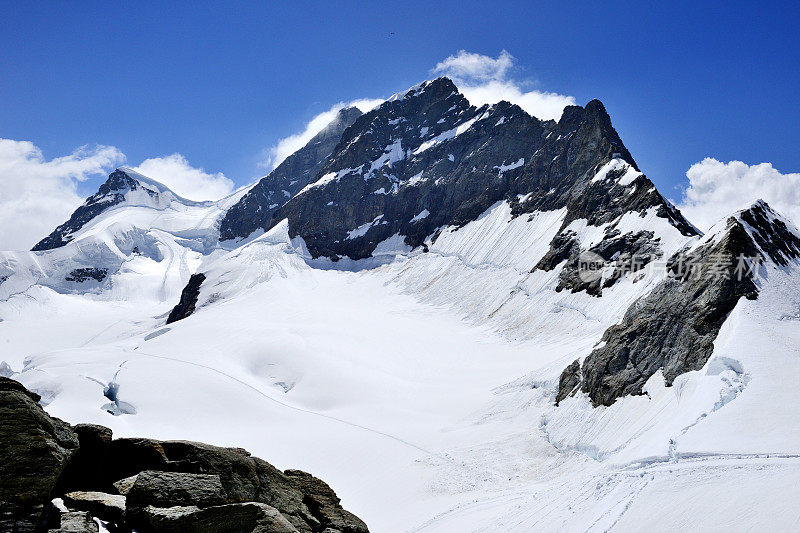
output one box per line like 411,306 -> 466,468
0,377 -> 368,533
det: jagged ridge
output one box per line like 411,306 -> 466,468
219,106 -> 363,242
557,200 -> 800,406
241,77 -> 696,261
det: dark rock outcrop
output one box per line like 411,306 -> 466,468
739,199 -> 800,266
166,273 -> 206,324
284,470 -> 368,533
557,201 -> 797,407
141,502 -> 297,533
229,77 -> 696,263
533,231 -> 579,272
0,378 -> 369,533
555,360 -> 581,406
220,107 -> 364,242
553,230 -> 662,296
64,268 -> 108,283
0,377 -> 79,532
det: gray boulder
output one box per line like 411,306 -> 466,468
112,474 -> 138,495
62,491 -> 125,523
284,470 -> 368,533
48,511 -> 98,533
0,377 -> 79,531
141,502 -> 298,533
127,471 -> 226,510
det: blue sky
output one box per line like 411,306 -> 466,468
1,1 -> 799,244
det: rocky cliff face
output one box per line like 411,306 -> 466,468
219,107 -> 363,242
228,77 -> 696,263
557,201 -> 800,406
0,377 -> 369,533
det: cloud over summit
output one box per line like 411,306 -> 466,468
262,50 -> 575,173
0,139 -> 125,250
432,50 -> 576,121
677,158 -> 800,231
133,154 -> 234,201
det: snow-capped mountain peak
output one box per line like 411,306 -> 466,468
734,199 -> 800,266
4,79 -> 800,533
32,168 -> 208,252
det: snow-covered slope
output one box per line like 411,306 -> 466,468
0,167 -> 249,359
2,82 -> 800,532
6,199 -> 800,531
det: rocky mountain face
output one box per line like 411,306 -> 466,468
557,201 -> 800,406
32,170 -> 151,251
219,107 -> 363,242
0,377 -> 369,533
32,168 -> 201,252
19,76 -> 790,415
224,77 -> 695,262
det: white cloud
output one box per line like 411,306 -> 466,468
677,158 -> 800,231
432,50 -> 576,121
133,154 -> 234,201
433,50 -> 516,82
0,138 -> 125,251
263,98 -> 383,171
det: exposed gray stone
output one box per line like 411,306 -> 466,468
62,492 -> 125,523
64,268 -> 108,283
284,470 -> 368,533
533,231 -> 579,272
112,475 -> 138,495
558,208 -> 768,406
48,511 -> 98,533
554,230 -> 662,297
0,377 -> 79,532
739,200 -> 800,266
555,360 -> 581,405
127,471 -> 226,511
141,502 -> 298,532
